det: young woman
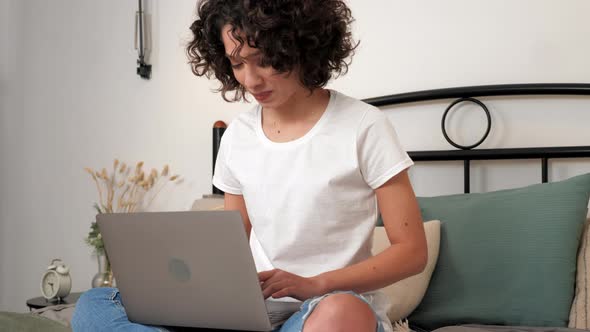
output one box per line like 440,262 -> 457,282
72,1 -> 427,331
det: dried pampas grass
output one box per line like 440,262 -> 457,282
84,159 -> 182,213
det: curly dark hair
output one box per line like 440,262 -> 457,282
186,0 -> 358,102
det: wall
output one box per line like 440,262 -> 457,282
1,0 -> 25,309
336,0 -> 590,195
0,0 -> 589,312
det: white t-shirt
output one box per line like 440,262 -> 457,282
212,90 -> 413,328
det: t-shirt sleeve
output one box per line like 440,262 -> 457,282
356,107 -> 414,189
212,125 -> 242,195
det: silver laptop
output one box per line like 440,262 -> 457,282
97,210 -> 302,331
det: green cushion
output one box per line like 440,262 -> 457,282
407,173 -> 590,329
0,312 -> 70,331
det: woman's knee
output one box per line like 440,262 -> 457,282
303,293 -> 377,332
76,287 -> 117,309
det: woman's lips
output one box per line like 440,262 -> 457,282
253,91 -> 272,102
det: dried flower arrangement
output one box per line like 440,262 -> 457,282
84,159 -> 182,254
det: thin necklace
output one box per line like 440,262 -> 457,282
266,108 -> 316,135
264,90 -> 329,136
272,119 -> 281,134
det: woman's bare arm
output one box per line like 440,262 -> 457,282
224,193 -> 252,240
315,170 -> 427,294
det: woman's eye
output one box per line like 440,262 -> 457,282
231,63 -> 243,69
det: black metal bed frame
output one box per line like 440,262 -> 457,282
362,83 -> 590,193
211,83 -> 590,195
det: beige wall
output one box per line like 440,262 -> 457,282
1,0 -> 25,311
1,0 -> 590,312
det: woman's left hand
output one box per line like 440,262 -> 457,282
258,269 -> 325,301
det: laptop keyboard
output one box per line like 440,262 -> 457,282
268,310 -> 295,324
265,300 -> 302,325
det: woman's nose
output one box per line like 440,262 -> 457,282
243,65 -> 263,90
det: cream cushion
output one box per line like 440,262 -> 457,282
191,196 -> 224,211
372,220 -> 441,322
569,218 -> 590,329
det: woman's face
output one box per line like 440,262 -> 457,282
221,25 -> 305,109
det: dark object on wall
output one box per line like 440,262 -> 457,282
137,62 -> 151,80
135,0 -> 151,79
213,121 -> 227,195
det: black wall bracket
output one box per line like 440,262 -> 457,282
135,0 -> 151,79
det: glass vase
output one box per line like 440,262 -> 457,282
91,253 -> 115,288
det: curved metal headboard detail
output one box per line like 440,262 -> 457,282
361,83 -> 590,193
362,83 -> 590,106
439,97 -> 491,151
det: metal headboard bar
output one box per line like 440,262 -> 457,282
362,83 -> 590,106
408,146 -> 590,161
361,83 -> 590,193
408,146 -> 590,193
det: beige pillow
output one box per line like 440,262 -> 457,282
191,196 -> 224,211
569,218 -> 590,329
372,220 -> 441,322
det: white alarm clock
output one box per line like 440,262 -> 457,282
40,259 -> 72,300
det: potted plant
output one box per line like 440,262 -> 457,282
84,159 -> 181,287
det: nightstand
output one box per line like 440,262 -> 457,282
26,292 -> 82,311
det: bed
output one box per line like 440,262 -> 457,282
196,83 -> 590,332
360,83 -> 590,332
2,83 -> 589,332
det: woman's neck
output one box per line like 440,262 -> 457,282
264,88 -> 330,123
260,88 -> 330,142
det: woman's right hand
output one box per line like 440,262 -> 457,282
258,269 -> 326,301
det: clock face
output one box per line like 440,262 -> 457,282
41,271 -> 59,299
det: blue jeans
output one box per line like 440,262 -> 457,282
72,287 -> 386,332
